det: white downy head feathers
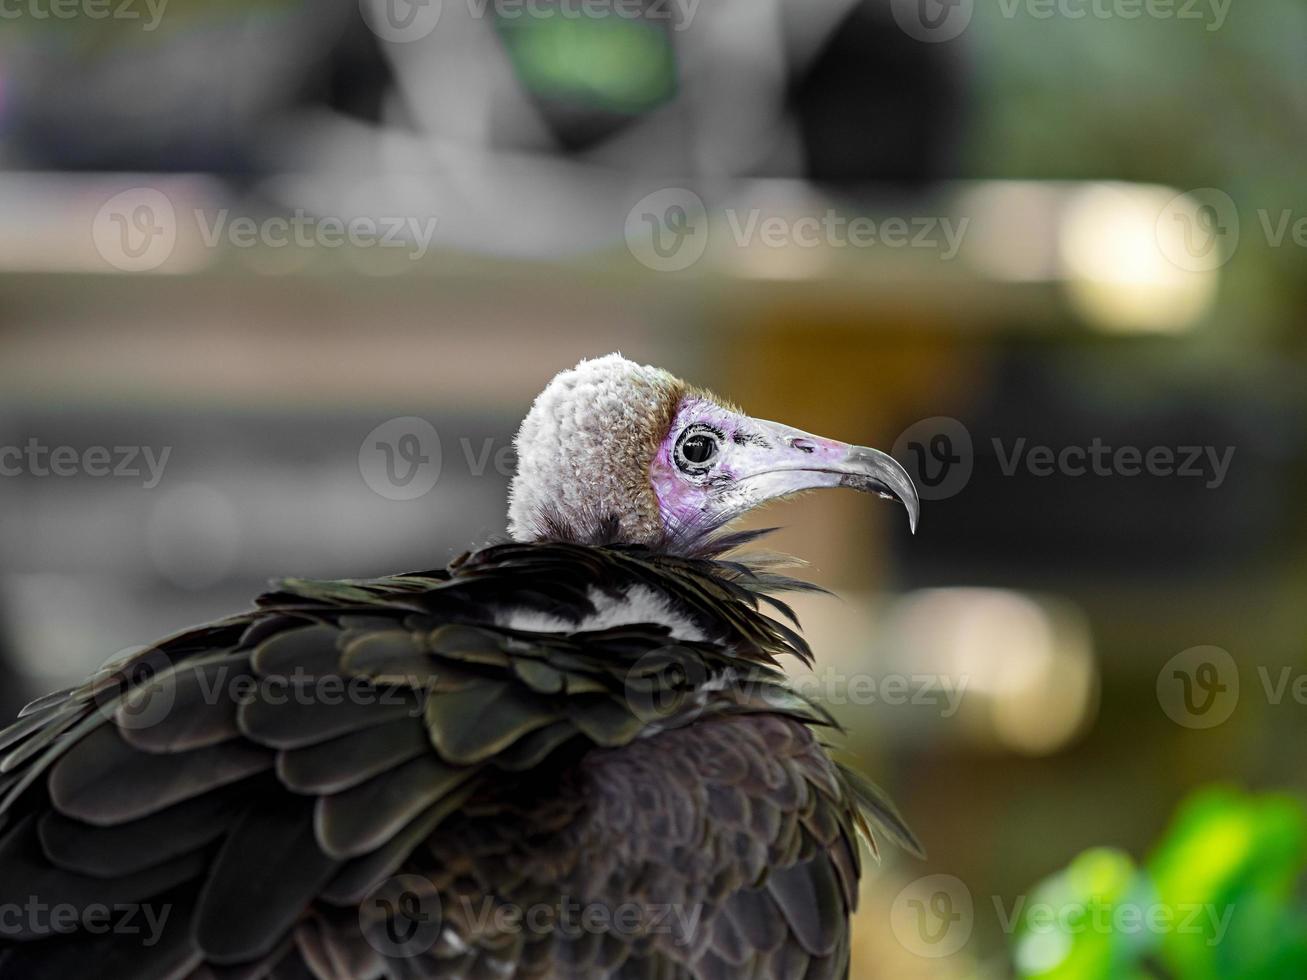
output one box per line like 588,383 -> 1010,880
507,354 -> 685,544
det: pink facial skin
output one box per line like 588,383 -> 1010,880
649,397 -> 863,539
649,399 -> 733,534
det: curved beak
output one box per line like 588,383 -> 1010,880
835,444 -> 921,534
733,419 -> 920,534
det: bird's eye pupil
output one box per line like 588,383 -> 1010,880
682,435 -> 715,464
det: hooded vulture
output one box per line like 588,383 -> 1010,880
0,353 -> 921,979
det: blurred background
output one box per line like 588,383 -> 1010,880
1,0 -> 1306,976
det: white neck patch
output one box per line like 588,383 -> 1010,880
496,585 -> 706,642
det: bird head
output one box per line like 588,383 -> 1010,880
507,353 -> 919,547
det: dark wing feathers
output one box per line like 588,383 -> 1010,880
422,680 -> 563,765
835,761 -> 926,859
766,857 -> 844,958
250,625 -> 347,678
0,892 -> 203,980
567,696 -> 648,747
275,719 -> 430,795
195,795 -> 342,964
0,538 -> 912,978
0,702 -> 85,775
319,786 -> 478,907
37,789 -> 239,878
0,701 -> 79,756
532,712 -> 861,980
0,815 -> 208,939
492,720 -> 582,772
236,682 -> 422,751
48,725 -> 274,825
314,754 -> 475,859
117,656 -> 251,754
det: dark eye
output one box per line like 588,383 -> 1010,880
682,435 -> 715,463
674,425 -> 721,473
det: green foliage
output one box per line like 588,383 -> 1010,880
1012,787 -> 1307,980
1149,788 -> 1307,979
